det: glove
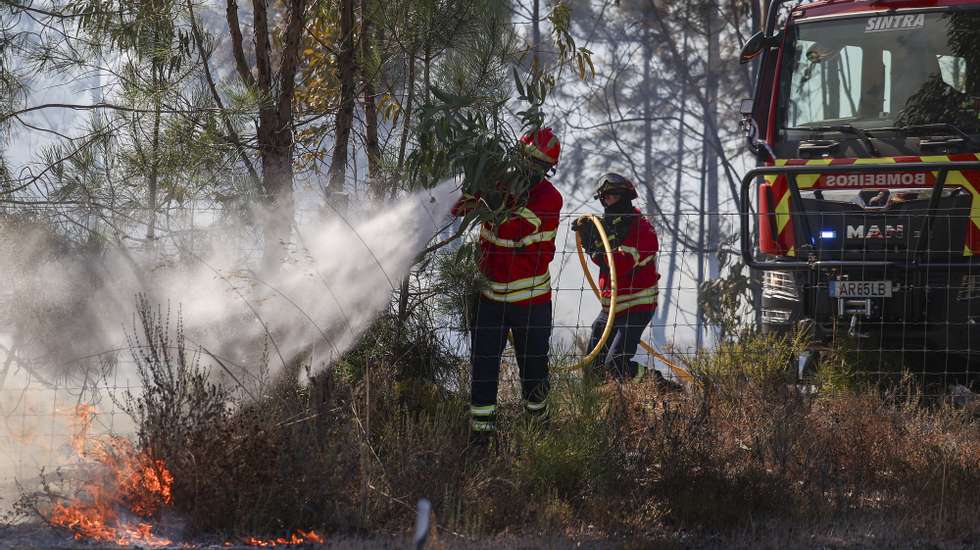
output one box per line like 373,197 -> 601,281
584,237 -> 604,257
573,217 -> 604,256
571,216 -> 591,233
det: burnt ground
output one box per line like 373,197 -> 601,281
2,521 -> 980,550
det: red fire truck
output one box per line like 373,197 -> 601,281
739,0 -> 980,380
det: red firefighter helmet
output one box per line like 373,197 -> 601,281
593,172 -> 638,201
520,127 -> 561,166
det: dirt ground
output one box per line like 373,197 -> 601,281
2,521 -> 979,550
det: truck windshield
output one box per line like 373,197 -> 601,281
782,10 -> 980,132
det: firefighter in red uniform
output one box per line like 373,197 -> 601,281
452,128 -> 563,444
574,173 -> 671,384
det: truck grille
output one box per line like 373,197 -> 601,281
798,187 -> 971,258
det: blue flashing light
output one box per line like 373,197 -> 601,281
820,230 -> 836,240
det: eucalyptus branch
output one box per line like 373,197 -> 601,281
0,0 -> 117,20
1,126 -> 114,197
0,103 -> 239,124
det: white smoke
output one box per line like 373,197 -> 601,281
0,181 -> 458,494
155,180 -> 460,375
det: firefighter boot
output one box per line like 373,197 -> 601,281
468,404 -> 497,451
524,400 -> 551,429
652,369 -> 684,393
608,360 -> 643,382
468,429 -> 496,450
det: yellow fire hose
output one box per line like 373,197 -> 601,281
503,214 -> 617,373
573,215 -> 694,384
569,214 -> 619,371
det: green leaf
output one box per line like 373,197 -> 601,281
513,67 -> 525,97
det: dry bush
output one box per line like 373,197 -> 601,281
613,334 -> 980,537
119,297 -> 361,536
107,301 -> 979,543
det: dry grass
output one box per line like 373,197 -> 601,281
18,303 -> 980,544
193,336 -> 978,541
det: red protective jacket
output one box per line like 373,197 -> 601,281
593,209 -> 660,315
452,179 -> 563,305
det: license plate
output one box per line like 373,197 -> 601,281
829,280 -> 893,298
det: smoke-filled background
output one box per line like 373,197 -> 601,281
0,181 -> 456,495
0,0 -> 760,509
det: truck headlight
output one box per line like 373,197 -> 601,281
763,271 -> 799,301
762,308 -> 793,325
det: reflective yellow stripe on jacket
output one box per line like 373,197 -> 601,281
482,272 -> 552,303
618,245 -> 656,267
600,287 -> 659,314
479,225 -> 557,248
636,255 -> 656,267
514,207 -> 542,232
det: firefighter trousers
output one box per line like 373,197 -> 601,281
588,307 -> 654,381
470,297 -> 551,432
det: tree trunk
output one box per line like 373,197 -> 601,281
394,50 -> 416,198
328,0 -> 356,202
259,144 -> 296,273
654,33 -> 688,345
696,141 -> 707,349
147,105 -> 160,250
705,1 -> 720,282
531,0 -> 540,73
640,21 -> 662,341
146,20 -> 162,254
146,77 -> 161,253
360,0 -> 381,198
226,0 -> 306,273
642,25 -> 653,193
423,46 -> 431,103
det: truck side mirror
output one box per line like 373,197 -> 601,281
740,31 -> 774,64
738,31 -> 782,64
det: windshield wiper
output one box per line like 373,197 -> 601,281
871,123 -> 980,150
787,124 -> 880,156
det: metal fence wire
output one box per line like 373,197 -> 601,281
741,161 -> 980,386
1,198 -> 978,492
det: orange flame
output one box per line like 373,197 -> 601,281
68,403 -> 98,456
240,530 -> 326,547
45,405 -> 174,547
49,405 -> 324,547
48,502 -> 172,546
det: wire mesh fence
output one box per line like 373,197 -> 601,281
743,160 -> 980,391
1,196 -> 978,497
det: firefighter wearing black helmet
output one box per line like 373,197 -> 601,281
573,173 -> 675,387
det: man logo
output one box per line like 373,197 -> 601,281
846,224 -> 905,239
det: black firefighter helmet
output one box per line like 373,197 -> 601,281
593,172 -> 638,201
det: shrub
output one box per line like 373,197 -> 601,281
117,296 -> 362,536
31,300 -> 975,544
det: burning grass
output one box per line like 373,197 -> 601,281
10,302 -> 980,547
19,404 -> 176,547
